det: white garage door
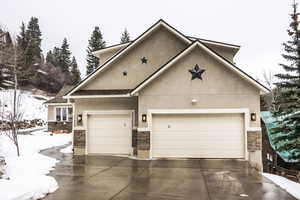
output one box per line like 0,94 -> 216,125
87,114 -> 132,154
152,114 -> 244,158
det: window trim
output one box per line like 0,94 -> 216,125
55,106 -> 72,122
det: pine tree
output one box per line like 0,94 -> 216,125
86,26 -> 106,75
70,56 -> 81,84
58,38 -> 71,72
120,28 -> 130,43
271,1 -> 300,161
16,23 -> 27,51
25,17 -> 42,65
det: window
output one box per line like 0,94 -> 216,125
68,107 -> 73,121
56,108 -> 61,121
55,107 -> 72,122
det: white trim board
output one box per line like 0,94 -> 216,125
92,43 -> 130,55
146,108 -> 253,160
64,94 -> 130,99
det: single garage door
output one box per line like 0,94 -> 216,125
152,113 -> 244,158
87,114 -> 132,154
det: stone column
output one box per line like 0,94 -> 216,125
73,130 -> 86,155
247,131 -> 262,171
137,131 -> 150,158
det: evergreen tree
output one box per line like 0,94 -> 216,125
120,28 -> 130,43
271,1 -> 300,161
16,22 -> 27,51
25,17 -> 42,65
70,56 -> 81,84
86,26 -> 106,75
58,38 -> 71,72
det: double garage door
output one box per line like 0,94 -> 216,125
152,113 -> 245,158
87,112 -> 244,159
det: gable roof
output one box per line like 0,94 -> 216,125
65,19 -> 268,98
65,19 -> 192,97
187,36 -> 240,49
131,41 -> 269,95
45,85 -> 74,104
92,42 -> 130,56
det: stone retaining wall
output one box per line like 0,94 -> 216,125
48,121 -> 72,132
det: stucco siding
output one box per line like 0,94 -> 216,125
82,26 -> 188,90
138,47 -> 260,127
97,47 -> 124,65
48,105 -> 55,121
205,43 -> 237,63
74,97 -> 138,127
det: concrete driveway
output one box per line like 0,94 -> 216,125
43,146 -> 296,200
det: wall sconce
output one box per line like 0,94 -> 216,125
77,114 -> 82,124
191,99 -> 197,104
250,113 -> 256,121
142,114 -> 147,122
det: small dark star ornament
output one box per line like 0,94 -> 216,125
189,64 -> 205,80
141,56 -> 148,64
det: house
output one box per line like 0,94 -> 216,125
0,31 -> 12,47
44,85 -> 74,133
64,19 -> 269,170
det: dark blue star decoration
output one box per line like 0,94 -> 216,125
141,57 -> 148,64
189,64 -> 205,80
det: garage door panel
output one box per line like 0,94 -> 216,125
152,113 -> 244,158
153,149 -> 244,158
87,114 -> 131,154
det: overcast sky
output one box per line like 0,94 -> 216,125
1,0 -> 293,80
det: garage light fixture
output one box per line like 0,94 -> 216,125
77,114 -> 82,124
142,114 -> 147,122
250,113 -> 256,121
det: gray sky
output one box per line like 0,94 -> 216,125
1,0 -> 293,80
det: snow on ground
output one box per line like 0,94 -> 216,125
0,130 -> 72,200
0,89 -> 48,122
60,145 -> 73,154
263,173 -> 300,199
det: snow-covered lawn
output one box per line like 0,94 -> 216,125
263,173 -> 300,199
0,130 -> 72,200
0,90 -> 48,122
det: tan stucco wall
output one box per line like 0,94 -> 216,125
96,46 -> 125,66
205,43 -> 238,63
82,26 -> 188,90
73,97 -> 138,127
48,105 -> 55,121
138,47 -> 261,128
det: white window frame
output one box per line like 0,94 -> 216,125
55,106 -> 73,122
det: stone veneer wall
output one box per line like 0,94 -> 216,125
48,121 -> 72,132
247,131 -> 263,171
132,129 -> 137,156
137,131 -> 150,158
73,130 -> 86,155
247,131 -> 262,152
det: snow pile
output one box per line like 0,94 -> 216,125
263,173 -> 300,199
0,90 -> 48,122
0,130 -> 72,200
60,145 -> 73,154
